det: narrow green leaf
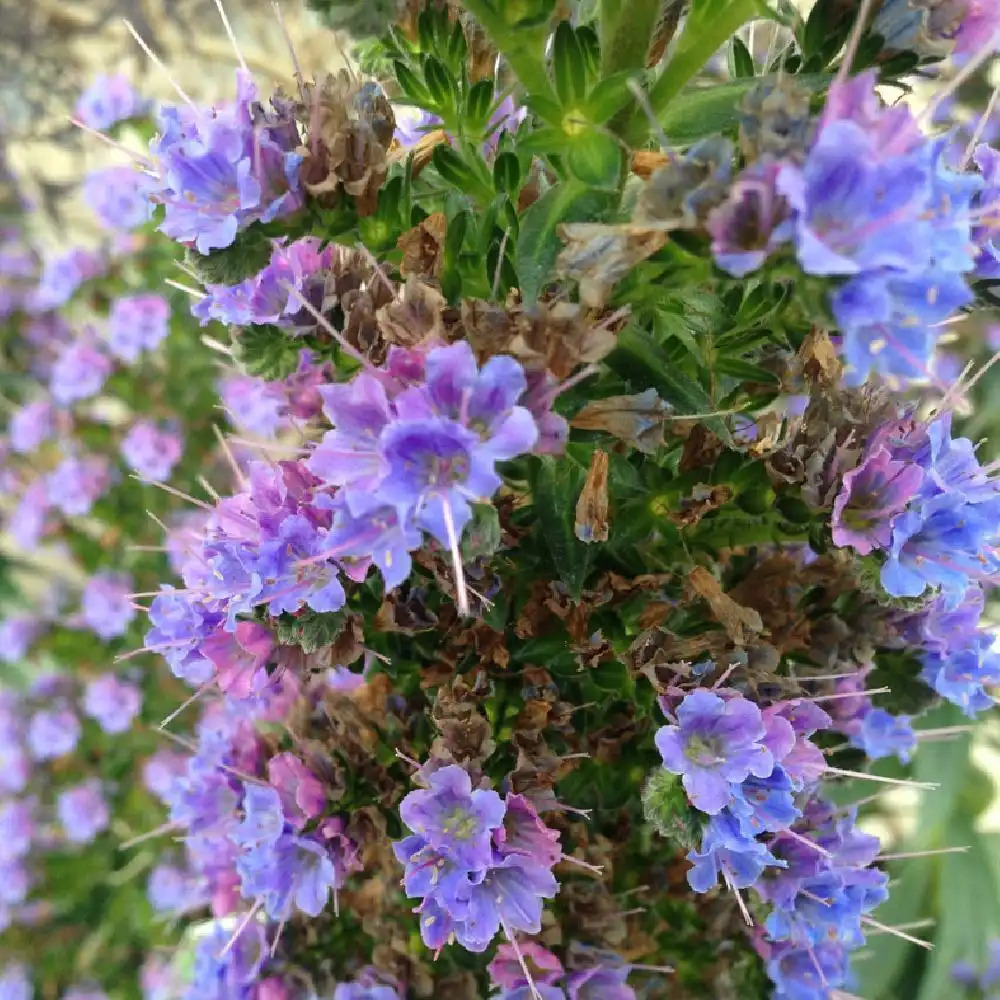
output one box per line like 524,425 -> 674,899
566,131 -> 622,190
552,21 -> 589,108
599,0 -> 663,77
531,455 -> 593,598
514,180 -> 585,304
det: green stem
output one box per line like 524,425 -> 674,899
460,0 -> 557,104
625,0 -> 765,145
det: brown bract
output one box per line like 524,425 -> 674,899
397,213 -> 448,279
571,388 -> 669,453
575,449 -> 610,543
687,566 -> 764,646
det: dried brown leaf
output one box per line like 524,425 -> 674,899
397,213 -> 448,279
688,566 -> 764,645
556,223 -> 667,309
571,389 -> 668,453
575,449 -> 610,543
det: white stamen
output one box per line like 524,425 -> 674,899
217,900 -> 264,959
164,278 -> 207,299
876,846 -> 969,861
824,765 -> 939,790
122,20 -> 199,112
922,29 -> 1000,127
213,0 -> 249,72
441,498 -> 470,616
120,820 -> 181,850
279,279 -> 376,372
806,686 -> 891,703
159,679 -> 217,730
68,117 -> 155,170
500,920 -> 543,1000
862,914 -> 933,950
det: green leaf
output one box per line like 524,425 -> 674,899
566,130 -> 622,190
607,323 -> 734,444
493,152 -> 522,195
599,0 -> 664,77
393,60 -> 430,105
584,73 -> 633,124
552,21 -> 590,108
730,36 -> 755,77
186,225 -> 274,285
531,455 -> 593,598
422,54 -> 457,113
273,609 -> 347,654
514,180 -> 585,304
466,78 -> 496,131
232,324 -> 301,380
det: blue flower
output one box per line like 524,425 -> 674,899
655,690 -> 775,814
687,811 -> 784,892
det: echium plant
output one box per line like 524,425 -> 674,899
0,74 -> 308,997
37,0 -> 1000,998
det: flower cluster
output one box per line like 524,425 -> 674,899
710,70 -> 981,385
393,764 -> 560,952
832,412 -> 1000,712
149,72 -> 303,254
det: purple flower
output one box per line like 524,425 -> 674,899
489,942 -> 564,989
145,589 -> 221,686
106,294 -> 170,363
83,167 -> 155,232
729,766 -> 800,836
333,970 -> 401,1000
75,74 -> 149,129
152,71 -> 303,254
849,708 -> 916,763
201,621 -> 275,700
266,753 -> 326,830
655,690 -> 775,814
831,444 -> 924,554
882,497 -> 999,603
399,764 -> 506,870
30,249 -> 104,310
0,617 -> 41,665
953,0 -> 1000,57
46,455 -> 111,517
61,987 -> 108,1000
50,340 -> 111,404
707,159 -> 792,277
687,811 -> 784,892
120,420 -> 184,481
9,400 -> 53,454
57,779 -> 109,844
27,707 -> 81,761
183,920 -> 265,1000
147,862 -> 206,914
220,375 -> 288,437
81,572 -> 135,639
83,674 -> 143,733
566,965 -> 635,1000
0,800 -> 34,859
0,964 -> 31,1000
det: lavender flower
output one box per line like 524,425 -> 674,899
707,160 -> 792,277
9,400 -> 53,454
266,753 -> 326,829
848,708 -> 917,763
83,167 -> 155,232
151,72 -> 303,254
0,964 -> 31,1000
80,572 -> 135,639
831,445 -> 924,554
106,294 -> 170,363
46,455 -> 111,517
75,74 -> 149,129
399,764 -> 506,870
220,375 -> 288,437
30,248 -> 104,310
0,617 -> 41,665
655,690 -> 776,814
57,779 -> 109,844
120,420 -> 184,481
50,340 -> 111,404
83,674 -> 143,733
27,707 -> 81,761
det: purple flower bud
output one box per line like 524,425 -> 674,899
75,74 -> 149,130
266,753 -> 326,829
57,779 -> 109,844
220,375 -> 288,438
9,400 -> 53,454
0,617 -> 41,665
46,455 -> 111,517
83,673 -> 143,733
27,707 -> 81,761
120,420 -> 183,481
83,167 -> 155,233
0,963 -> 31,1000
80,572 -> 135,640
50,340 -> 111,404
106,294 -> 170,363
